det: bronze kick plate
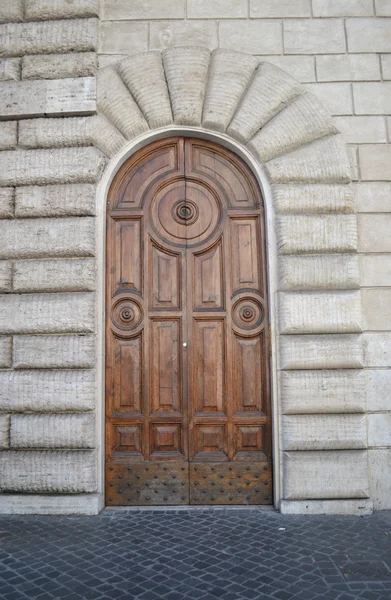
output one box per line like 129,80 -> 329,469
106,463 -> 189,506
189,462 -> 273,505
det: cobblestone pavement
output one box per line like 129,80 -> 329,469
0,508 -> 391,600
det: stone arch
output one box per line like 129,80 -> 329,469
95,47 -> 369,515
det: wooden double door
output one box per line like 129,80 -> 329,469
105,137 -> 272,505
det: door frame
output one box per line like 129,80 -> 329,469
96,126 -> 281,510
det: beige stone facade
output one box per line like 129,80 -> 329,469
0,0 -> 390,515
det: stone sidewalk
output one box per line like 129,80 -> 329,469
0,508 -> 390,600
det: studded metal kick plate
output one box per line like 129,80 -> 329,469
106,463 -> 189,506
190,462 -> 273,505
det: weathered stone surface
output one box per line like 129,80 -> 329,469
0,188 -> 14,218
0,337 -> 12,368
281,370 -> 366,414
376,0 -> 391,15
25,0 -> 99,20
0,0 -> 23,23
228,62 -> 303,143
0,19 -> 99,57
265,135 -> 352,184
0,494 -> 102,515
0,451 -> 97,493
364,333 -> 391,367
13,259 -> 95,292
368,414 -> 391,448
163,47 -> 210,126
150,21 -> 217,51
369,449 -> 391,510
366,369 -> 391,412
188,0 -> 247,18
284,450 -> 369,499
279,291 -> 362,334
382,54 -> 391,79
353,82 -> 391,115
280,499 -> 373,515
360,255 -> 391,287
103,0 -> 185,19
335,116 -> 387,144
0,414 -> 10,449
261,55 -> 315,83
282,415 -> 367,450
15,184 -> 96,217
248,93 -> 337,163
276,215 -> 357,255
280,334 -> 364,370
0,370 -> 95,412
279,255 -> 360,290
313,0 -> 373,16
0,147 -> 105,186
0,58 -> 20,81
10,414 -> 96,449
358,214 -> 391,253
0,293 -> 95,334
272,185 -> 354,215
99,21 -> 148,55
0,218 -> 94,259
304,82 -> 353,116
0,262 -> 12,292
218,20 -> 282,55
88,115 -> 126,158
359,145 -> 391,181
347,146 -> 359,182
0,121 -> 17,150
117,53 -> 173,129
202,49 -> 257,133
13,334 -> 95,369
347,18 -> 391,53
284,19 -> 346,54
97,67 -> 148,140
362,289 -> 391,331
19,118 -> 90,150
22,53 -> 97,80
250,0 -> 311,17
354,182 -> 391,213
317,54 -> 381,82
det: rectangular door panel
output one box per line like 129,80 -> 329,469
150,423 -> 184,459
107,423 -> 144,459
193,424 -> 228,461
193,319 -> 225,415
150,243 -> 181,309
112,335 -> 143,415
114,219 -> 142,293
230,218 -> 260,294
233,425 -> 266,460
150,319 -> 181,415
193,240 -> 224,310
233,334 -> 263,415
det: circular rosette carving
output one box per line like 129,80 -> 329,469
110,295 -> 143,337
232,293 -> 265,336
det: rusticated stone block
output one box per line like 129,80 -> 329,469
0,414 -> 10,449
284,450 -> 369,500
163,46 -> 210,126
364,333 -> 391,367
10,414 -> 96,449
0,336 -> 12,367
0,188 -> 14,218
0,370 -> 95,412
15,184 -> 96,217
0,0 -> 23,23
0,122 -> 17,150
202,49 -> 257,133
278,291 -> 362,334
104,0 -> 186,19
22,53 -> 97,80
0,262 -> 12,292
149,21 -> 217,52
13,259 -> 95,292
0,218 -> 95,259
117,52 -> 173,129
0,19 -> 99,57
369,449 -> 391,510
0,78 -> 96,119
272,184 -> 354,214
366,369 -> 391,412
362,288 -> 391,331
19,118 -> 90,150
281,370 -> 366,414
282,415 -> 367,451
218,20 -> 282,54
0,293 -> 95,334
279,255 -> 360,290
0,58 -> 20,81
13,334 -> 95,369
280,499 -> 373,516
228,62 -> 303,143
25,0 -> 99,20
277,214 -> 357,255
264,135 -> 351,184
88,115 -> 127,158
0,451 -> 97,493
284,19 -> 346,54
248,92 -> 337,163
280,334 -> 364,370
0,494 -> 102,515
0,147 -> 106,186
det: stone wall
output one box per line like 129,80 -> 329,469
0,0 -> 390,514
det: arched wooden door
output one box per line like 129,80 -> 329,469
105,137 -> 272,506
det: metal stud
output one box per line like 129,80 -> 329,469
118,475 -> 122,479
109,466 -> 114,471
109,497 -> 113,501
164,496 -> 168,501
194,466 -> 198,471
128,466 -> 132,471
109,482 -> 113,487
246,466 -> 250,471
172,474 -> 176,479
154,474 -> 158,479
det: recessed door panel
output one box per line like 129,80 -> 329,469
150,319 -> 181,415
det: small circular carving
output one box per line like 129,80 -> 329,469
111,296 -> 143,336
173,200 -> 199,226
232,295 -> 265,334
